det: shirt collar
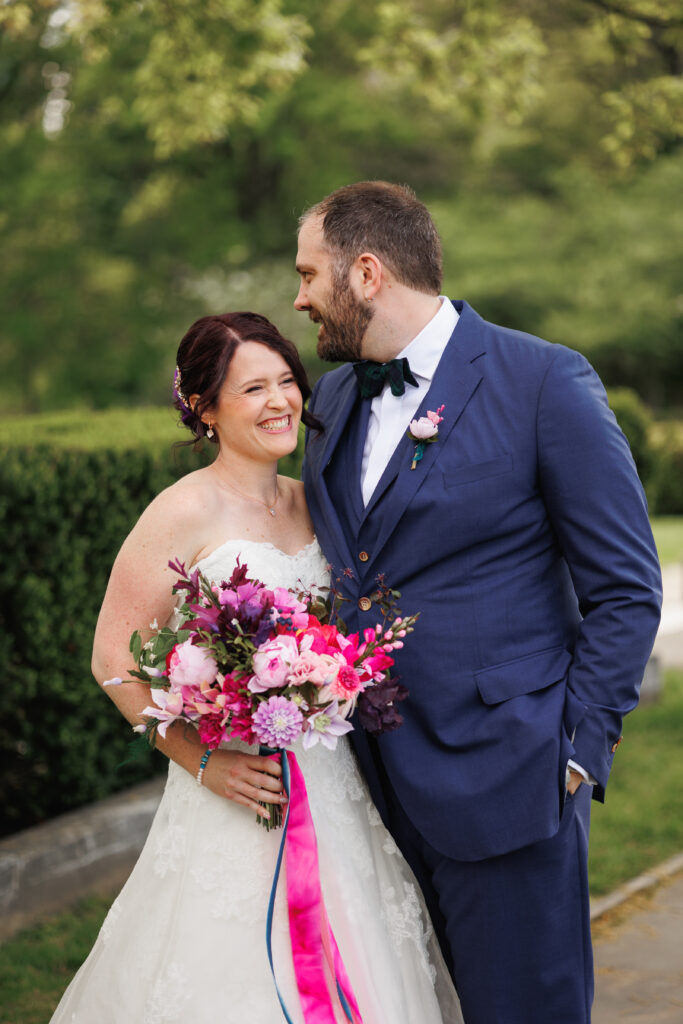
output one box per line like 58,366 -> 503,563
397,297 -> 458,381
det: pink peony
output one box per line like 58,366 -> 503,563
168,640 -> 218,690
249,634 -> 300,692
409,416 -> 439,440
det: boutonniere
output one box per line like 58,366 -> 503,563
407,405 -> 445,470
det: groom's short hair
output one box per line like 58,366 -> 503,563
301,181 -> 442,295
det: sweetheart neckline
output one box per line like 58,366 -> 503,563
192,536 -> 320,571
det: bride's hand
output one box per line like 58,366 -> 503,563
203,748 -> 285,817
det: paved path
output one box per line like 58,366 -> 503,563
593,872 -> 683,1022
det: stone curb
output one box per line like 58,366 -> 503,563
0,777 -> 165,943
590,851 -> 683,922
2,768 -> 682,944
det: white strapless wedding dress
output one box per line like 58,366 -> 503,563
50,538 -> 462,1024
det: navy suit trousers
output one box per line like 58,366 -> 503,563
380,764 -> 594,1024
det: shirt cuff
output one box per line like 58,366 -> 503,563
566,760 -> 597,787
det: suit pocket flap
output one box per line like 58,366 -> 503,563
443,453 -> 512,487
475,645 -> 572,705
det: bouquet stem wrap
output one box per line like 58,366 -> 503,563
263,748 -> 363,1024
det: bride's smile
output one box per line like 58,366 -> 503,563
206,341 -> 303,463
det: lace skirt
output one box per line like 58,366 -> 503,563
49,738 -> 462,1023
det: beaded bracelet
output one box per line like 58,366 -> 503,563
196,747 -> 214,787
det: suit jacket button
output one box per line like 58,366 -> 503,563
358,597 -> 372,612
359,551 -> 369,562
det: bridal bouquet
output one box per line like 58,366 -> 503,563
111,558 -> 416,828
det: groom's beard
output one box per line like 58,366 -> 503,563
314,272 -> 373,362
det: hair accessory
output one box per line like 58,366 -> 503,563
196,746 -> 214,786
173,365 -> 190,410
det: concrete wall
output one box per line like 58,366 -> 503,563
0,777 -> 164,942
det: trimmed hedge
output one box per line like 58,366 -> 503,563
1,394 -> 678,836
606,388 -> 655,492
1,408 -> 301,837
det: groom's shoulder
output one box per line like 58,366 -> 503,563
460,301 -> 589,376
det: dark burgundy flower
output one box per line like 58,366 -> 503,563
357,678 -> 409,734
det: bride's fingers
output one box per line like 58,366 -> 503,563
231,783 -> 288,816
254,754 -> 282,778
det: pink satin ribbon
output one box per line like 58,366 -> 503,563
285,751 -> 363,1024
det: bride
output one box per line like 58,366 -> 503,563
49,311 -> 462,1024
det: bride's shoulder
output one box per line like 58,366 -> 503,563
134,469 -> 223,539
158,466 -> 227,508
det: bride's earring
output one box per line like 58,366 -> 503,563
206,423 -> 215,439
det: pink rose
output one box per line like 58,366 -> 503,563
409,416 -> 439,440
288,650 -> 339,687
168,640 -> 218,690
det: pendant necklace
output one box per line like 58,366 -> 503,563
214,471 -> 280,517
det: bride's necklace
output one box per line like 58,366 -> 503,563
213,469 -> 280,517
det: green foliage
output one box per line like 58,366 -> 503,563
1,0 -> 681,415
650,516 -> 683,565
606,387 -> 655,486
648,433 -> 683,515
0,407 -> 302,836
435,154 -> 683,408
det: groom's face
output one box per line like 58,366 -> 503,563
295,215 -> 373,362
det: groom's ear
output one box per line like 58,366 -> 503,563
355,251 -> 383,300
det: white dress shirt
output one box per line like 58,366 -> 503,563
361,298 -> 458,506
358,296 -> 595,789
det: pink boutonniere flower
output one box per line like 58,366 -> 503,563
407,405 -> 445,469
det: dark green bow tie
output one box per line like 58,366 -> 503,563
352,357 -> 419,399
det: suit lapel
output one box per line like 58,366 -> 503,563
307,368 -> 359,572
363,301 -> 486,560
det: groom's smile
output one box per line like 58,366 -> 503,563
295,215 -> 372,362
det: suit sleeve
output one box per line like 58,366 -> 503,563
537,346 -> 661,800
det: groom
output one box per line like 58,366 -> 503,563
296,181 -> 661,1022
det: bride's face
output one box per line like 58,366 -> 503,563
208,341 -> 303,462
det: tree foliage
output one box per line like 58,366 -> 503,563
0,0 -> 681,412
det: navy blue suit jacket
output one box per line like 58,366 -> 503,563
303,300 -> 661,861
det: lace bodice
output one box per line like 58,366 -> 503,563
194,536 -> 329,593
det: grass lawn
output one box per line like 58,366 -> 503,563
588,668 -> 683,895
0,893 -> 112,1024
650,516 -> 683,567
1,673 -> 682,1020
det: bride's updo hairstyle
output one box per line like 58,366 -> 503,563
173,311 -> 322,444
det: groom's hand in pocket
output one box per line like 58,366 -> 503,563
566,769 -> 584,796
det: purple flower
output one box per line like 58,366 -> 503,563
252,696 -> 304,748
